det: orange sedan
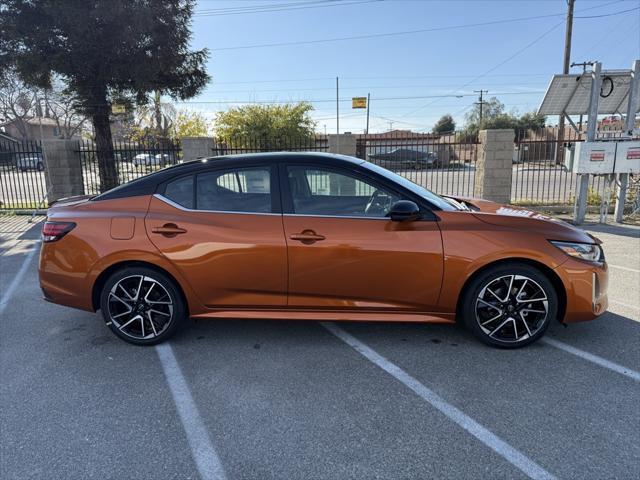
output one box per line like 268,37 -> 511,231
39,153 -> 608,348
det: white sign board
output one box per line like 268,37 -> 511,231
572,142 -> 616,174
614,141 -> 640,174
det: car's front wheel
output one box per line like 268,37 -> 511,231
460,263 -> 557,348
99,267 -> 186,345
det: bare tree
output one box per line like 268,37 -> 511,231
133,91 -> 177,142
0,71 -> 88,139
44,79 -> 89,139
0,70 -> 37,138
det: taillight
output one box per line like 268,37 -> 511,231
42,221 -> 76,242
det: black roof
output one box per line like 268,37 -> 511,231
94,152 -> 364,201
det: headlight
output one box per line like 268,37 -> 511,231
550,241 -> 604,262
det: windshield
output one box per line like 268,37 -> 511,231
360,161 -> 458,211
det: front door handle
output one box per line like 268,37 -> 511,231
151,223 -> 187,237
290,230 -> 325,244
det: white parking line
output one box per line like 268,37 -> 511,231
0,244 -> 38,316
156,343 -> 227,480
541,338 -> 640,382
610,299 -> 640,311
608,264 -> 640,274
321,322 -> 557,480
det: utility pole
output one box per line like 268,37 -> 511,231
335,76 -> 339,135
557,0 -> 575,163
474,90 -> 488,127
365,92 -> 370,135
571,60 -> 594,132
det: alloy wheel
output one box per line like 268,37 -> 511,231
474,274 -> 549,344
107,275 -> 174,341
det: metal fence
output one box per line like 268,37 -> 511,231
212,135 -> 328,155
78,140 -> 182,195
355,131 -> 479,198
512,127 -> 639,205
2,131 -> 638,215
0,139 -> 46,210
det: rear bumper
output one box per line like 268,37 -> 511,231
555,258 -> 608,323
38,244 -> 95,312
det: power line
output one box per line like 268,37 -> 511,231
209,6 -> 638,51
398,19 -> 566,118
174,90 -> 545,105
205,73 -> 552,86
210,11 -> 571,51
194,0 -> 384,17
574,6 -> 640,19
199,81 -> 547,94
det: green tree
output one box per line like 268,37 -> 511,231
432,114 -> 456,134
464,97 -> 505,128
0,0 -> 209,191
171,110 -> 209,139
214,102 -> 316,148
462,95 -> 546,138
516,111 -> 546,131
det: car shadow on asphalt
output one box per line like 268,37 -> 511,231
164,312 -> 639,366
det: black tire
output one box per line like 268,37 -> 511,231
460,263 -> 557,348
99,266 -> 186,346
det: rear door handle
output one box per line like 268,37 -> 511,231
152,223 -> 187,237
290,230 -> 325,244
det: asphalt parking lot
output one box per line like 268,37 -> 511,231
1,214 -> 638,480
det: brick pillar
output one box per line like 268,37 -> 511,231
41,139 -> 84,202
327,133 -> 357,157
182,137 -> 214,161
474,129 -> 514,204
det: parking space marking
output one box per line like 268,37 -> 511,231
542,338 -> 640,382
321,322 -> 557,480
156,343 -> 227,480
0,244 -> 38,316
610,299 -> 640,311
608,264 -> 640,274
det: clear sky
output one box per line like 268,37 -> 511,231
184,0 -> 640,133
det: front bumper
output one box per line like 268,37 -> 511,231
555,258 -> 608,323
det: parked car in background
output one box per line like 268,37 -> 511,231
133,153 -> 172,167
153,153 -> 171,166
132,153 -> 152,167
368,148 -> 439,169
16,154 -> 44,172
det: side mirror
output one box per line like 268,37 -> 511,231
389,200 -> 421,222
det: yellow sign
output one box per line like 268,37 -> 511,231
352,97 -> 367,109
111,104 -> 126,114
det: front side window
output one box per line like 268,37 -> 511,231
197,168 -> 271,213
287,166 -> 401,217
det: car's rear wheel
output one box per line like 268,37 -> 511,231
460,263 -> 557,348
99,267 -> 185,345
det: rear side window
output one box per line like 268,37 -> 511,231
164,175 -> 194,208
196,168 -> 271,213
